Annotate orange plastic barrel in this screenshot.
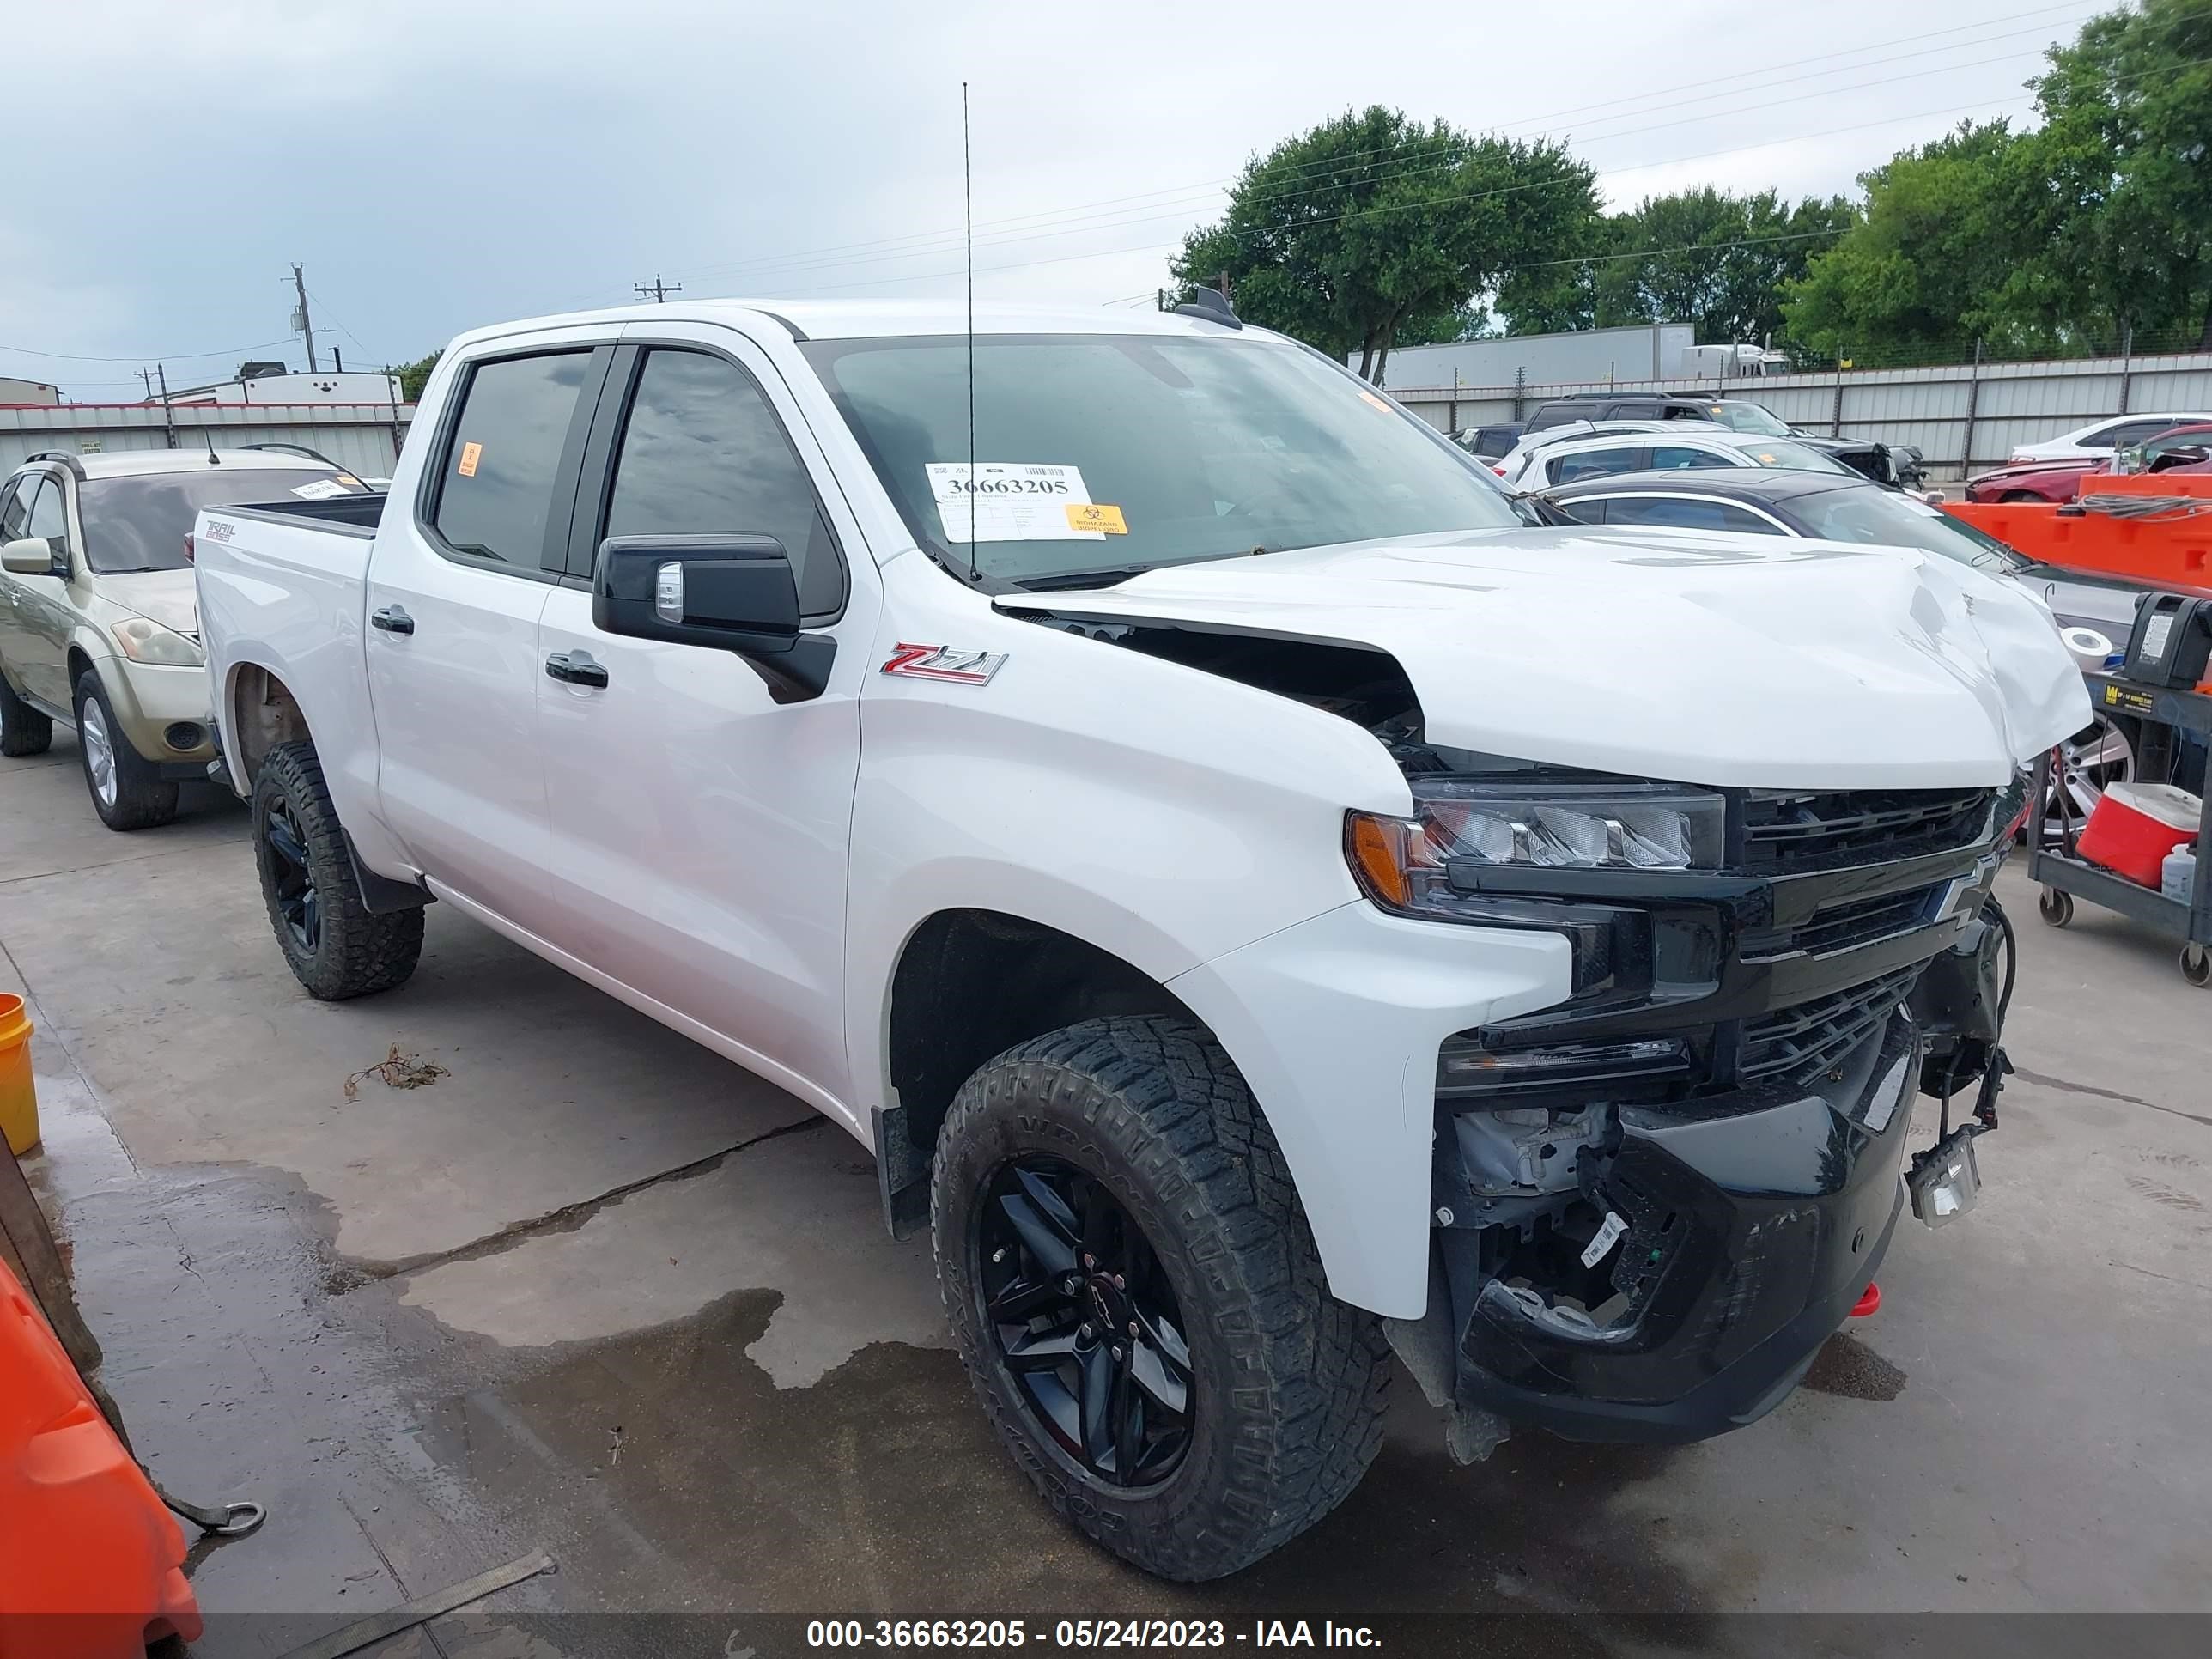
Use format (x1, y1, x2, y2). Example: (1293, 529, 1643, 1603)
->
(0, 1258, 200, 1658)
(0, 994, 38, 1156)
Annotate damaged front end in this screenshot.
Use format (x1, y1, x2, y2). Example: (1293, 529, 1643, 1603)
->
(1377, 765, 2024, 1458)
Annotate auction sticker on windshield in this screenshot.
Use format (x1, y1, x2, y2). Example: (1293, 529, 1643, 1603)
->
(927, 462, 1111, 541)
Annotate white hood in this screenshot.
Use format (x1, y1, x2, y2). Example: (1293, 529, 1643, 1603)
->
(1000, 527, 2089, 789)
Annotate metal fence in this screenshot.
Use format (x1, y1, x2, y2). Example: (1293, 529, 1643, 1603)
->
(0, 399, 414, 479)
(1389, 349, 2212, 480)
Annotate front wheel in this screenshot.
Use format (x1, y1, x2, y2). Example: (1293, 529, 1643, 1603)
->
(252, 741, 422, 1000)
(73, 671, 176, 830)
(932, 1016, 1390, 1581)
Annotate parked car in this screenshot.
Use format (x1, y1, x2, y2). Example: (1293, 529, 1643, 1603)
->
(2006, 412, 2212, 465)
(0, 447, 369, 828)
(1535, 465, 2160, 836)
(1527, 392, 1923, 489)
(1967, 421, 2212, 503)
(1451, 422, 1522, 461)
(1489, 417, 1728, 481)
(195, 297, 2081, 1581)
(1498, 425, 1855, 490)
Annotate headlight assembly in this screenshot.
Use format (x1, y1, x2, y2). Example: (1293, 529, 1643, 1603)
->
(1347, 776, 1724, 914)
(109, 616, 204, 667)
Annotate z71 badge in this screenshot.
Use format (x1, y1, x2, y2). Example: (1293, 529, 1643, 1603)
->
(880, 643, 1008, 685)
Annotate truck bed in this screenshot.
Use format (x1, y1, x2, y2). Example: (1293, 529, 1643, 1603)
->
(194, 495, 386, 802)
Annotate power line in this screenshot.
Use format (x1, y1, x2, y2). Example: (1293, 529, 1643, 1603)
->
(0, 335, 297, 365)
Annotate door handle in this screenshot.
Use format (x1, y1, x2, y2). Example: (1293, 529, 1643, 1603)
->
(544, 650, 609, 689)
(370, 605, 415, 635)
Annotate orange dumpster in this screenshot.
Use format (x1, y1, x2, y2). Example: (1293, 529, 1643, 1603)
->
(0, 1256, 200, 1659)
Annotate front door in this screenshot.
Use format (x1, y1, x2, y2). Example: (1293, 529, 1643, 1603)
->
(535, 329, 874, 1115)
(366, 343, 611, 933)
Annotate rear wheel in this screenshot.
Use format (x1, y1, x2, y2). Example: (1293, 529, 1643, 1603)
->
(932, 1016, 1390, 1581)
(252, 740, 422, 1000)
(1999, 490, 2043, 503)
(0, 672, 52, 757)
(73, 671, 177, 830)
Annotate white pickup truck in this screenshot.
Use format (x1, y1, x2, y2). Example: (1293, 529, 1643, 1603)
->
(196, 295, 2085, 1580)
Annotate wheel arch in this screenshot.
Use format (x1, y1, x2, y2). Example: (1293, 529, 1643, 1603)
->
(874, 907, 1205, 1232)
(222, 659, 313, 792)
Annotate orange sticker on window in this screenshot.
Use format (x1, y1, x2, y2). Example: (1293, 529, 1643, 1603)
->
(1065, 502, 1127, 534)
(457, 441, 482, 477)
(1358, 390, 1392, 412)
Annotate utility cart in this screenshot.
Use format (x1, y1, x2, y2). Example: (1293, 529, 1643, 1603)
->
(2033, 672, 2212, 986)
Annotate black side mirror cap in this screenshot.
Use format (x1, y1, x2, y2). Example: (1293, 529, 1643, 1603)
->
(592, 533, 834, 700)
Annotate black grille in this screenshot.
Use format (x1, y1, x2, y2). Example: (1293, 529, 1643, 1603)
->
(1741, 787, 1994, 872)
(1742, 882, 1945, 962)
(1739, 967, 1922, 1084)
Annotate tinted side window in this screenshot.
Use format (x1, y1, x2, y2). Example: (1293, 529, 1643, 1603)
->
(1604, 497, 1784, 533)
(1550, 447, 1643, 484)
(1650, 445, 1736, 471)
(601, 349, 843, 616)
(1525, 405, 1577, 432)
(0, 480, 23, 541)
(432, 352, 592, 570)
(24, 477, 68, 556)
(1552, 497, 1607, 525)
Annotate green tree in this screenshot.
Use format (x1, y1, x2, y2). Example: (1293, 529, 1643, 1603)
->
(396, 350, 441, 403)
(1593, 189, 1852, 345)
(1779, 120, 2059, 359)
(1174, 107, 1601, 380)
(2030, 0, 2212, 347)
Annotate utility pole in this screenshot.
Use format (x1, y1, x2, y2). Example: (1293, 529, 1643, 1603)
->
(135, 368, 156, 401)
(291, 264, 319, 372)
(154, 365, 177, 449)
(634, 273, 681, 304)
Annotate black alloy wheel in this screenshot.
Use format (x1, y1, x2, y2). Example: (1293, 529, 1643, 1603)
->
(978, 1157, 1193, 1487)
(264, 797, 320, 954)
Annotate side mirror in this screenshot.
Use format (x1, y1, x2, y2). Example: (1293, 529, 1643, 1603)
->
(592, 533, 834, 700)
(2, 538, 54, 574)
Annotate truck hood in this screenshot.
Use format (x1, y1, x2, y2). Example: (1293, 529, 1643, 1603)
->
(998, 527, 2089, 789)
(98, 568, 199, 639)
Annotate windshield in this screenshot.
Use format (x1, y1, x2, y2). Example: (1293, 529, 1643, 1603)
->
(799, 333, 1522, 585)
(1709, 402, 1792, 436)
(78, 467, 366, 574)
(1789, 484, 2024, 574)
(1729, 438, 1851, 474)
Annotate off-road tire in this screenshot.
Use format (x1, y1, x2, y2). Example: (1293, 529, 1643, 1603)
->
(0, 672, 51, 757)
(252, 740, 422, 1000)
(73, 670, 177, 830)
(933, 1015, 1391, 1581)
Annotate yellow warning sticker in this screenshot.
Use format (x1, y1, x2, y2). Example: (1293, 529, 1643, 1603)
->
(1065, 502, 1127, 534)
(457, 441, 482, 477)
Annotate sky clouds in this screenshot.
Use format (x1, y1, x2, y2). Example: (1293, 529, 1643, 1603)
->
(0, 0, 2100, 398)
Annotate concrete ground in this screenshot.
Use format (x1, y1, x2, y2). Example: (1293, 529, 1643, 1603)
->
(4, 730, 2209, 1656)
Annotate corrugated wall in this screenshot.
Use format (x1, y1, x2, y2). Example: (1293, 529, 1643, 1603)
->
(1388, 350, 2212, 479)
(0, 401, 414, 479)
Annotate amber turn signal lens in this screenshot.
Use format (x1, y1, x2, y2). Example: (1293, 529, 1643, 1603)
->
(1346, 812, 1413, 909)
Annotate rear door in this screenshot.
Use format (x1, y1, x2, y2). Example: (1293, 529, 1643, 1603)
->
(365, 337, 612, 931)
(533, 325, 876, 1110)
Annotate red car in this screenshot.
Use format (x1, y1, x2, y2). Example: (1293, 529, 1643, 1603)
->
(1966, 422, 2212, 502)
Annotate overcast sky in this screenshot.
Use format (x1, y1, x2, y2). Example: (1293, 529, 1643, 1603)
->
(1, 0, 2104, 400)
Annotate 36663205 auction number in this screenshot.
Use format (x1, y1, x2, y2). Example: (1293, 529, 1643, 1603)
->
(807, 1620, 1028, 1648)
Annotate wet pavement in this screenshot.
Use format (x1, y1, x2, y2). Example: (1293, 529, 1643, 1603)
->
(3, 731, 2209, 1656)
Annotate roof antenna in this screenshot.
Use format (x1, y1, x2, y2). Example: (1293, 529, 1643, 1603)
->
(963, 80, 978, 582)
(203, 420, 220, 465)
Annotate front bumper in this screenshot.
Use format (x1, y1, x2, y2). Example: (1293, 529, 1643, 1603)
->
(1453, 1008, 1916, 1443)
(88, 655, 215, 769)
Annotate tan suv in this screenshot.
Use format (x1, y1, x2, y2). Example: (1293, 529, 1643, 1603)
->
(0, 447, 368, 829)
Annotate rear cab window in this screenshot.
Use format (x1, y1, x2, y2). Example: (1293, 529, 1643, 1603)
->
(427, 350, 598, 574)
